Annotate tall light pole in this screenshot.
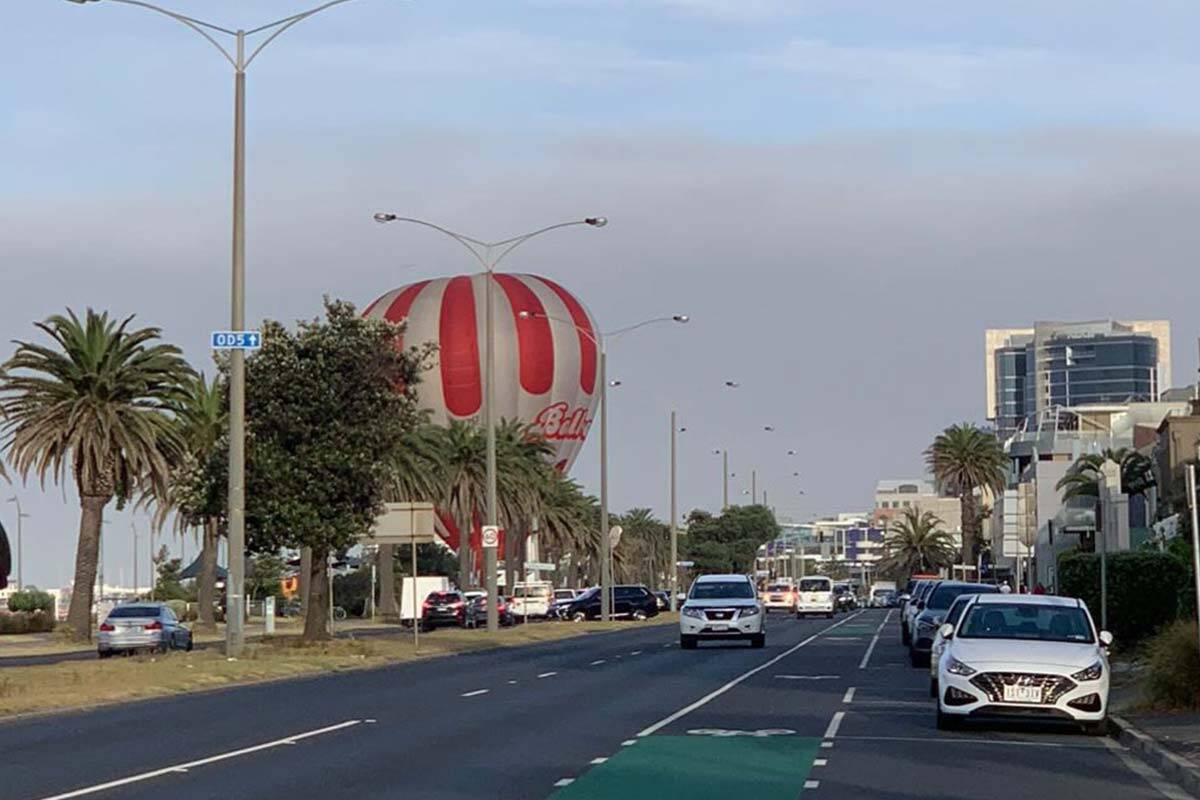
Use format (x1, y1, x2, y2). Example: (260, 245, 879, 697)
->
(5, 498, 28, 591)
(670, 411, 679, 612)
(522, 312, 688, 620)
(712, 450, 729, 510)
(68, 0, 371, 656)
(375, 215, 608, 631)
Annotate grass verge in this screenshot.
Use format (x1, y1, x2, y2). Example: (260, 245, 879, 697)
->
(0, 615, 677, 719)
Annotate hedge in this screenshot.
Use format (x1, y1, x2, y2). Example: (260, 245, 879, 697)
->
(7, 589, 54, 614)
(0, 610, 56, 634)
(1058, 550, 1186, 646)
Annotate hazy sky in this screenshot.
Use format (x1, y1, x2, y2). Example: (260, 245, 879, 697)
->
(3, 0, 1200, 589)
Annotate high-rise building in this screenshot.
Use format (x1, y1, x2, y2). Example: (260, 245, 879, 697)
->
(985, 320, 1171, 437)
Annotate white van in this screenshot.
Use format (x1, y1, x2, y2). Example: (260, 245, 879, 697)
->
(509, 581, 554, 618)
(400, 576, 451, 623)
(796, 575, 835, 618)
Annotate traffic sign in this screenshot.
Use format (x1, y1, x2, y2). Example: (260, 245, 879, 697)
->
(481, 525, 500, 549)
(211, 330, 262, 350)
(525, 561, 556, 571)
(675, 560, 695, 568)
(608, 525, 623, 548)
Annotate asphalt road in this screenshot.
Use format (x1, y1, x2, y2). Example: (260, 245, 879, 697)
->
(2, 609, 1189, 800)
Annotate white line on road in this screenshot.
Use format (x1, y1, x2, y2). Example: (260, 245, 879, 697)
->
(636, 611, 866, 738)
(622, 740, 638, 746)
(842, 687, 856, 704)
(1102, 738, 1194, 799)
(554, 778, 575, 787)
(631, 650, 642, 655)
(775, 675, 840, 681)
(663, 642, 673, 648)
(858, 609, 894, 670)
(35, 720, 363, 800)
(804, 780, 820, 789)
(538, 672, 558, 678)
(461, 689, 489, 698)
(823, 712, 845, 739)
(821, 741, 834, 749)
(590, 659, 606, 665)
(814, 758, 828, 767)
(833, 735, 1112, 749)
(590, 757, 608, 764)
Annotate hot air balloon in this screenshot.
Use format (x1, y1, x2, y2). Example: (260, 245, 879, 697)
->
(363, 273, 601, 556)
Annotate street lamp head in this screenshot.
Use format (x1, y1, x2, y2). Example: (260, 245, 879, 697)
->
(673, 315, 690, 323)
(764, 426, 775, 432)
(585, 217, 608, 228)
(712, 449, 721, 455)
(373, 212, 398, 223)
(724, 381, 740, 388)
(787, 449, 797, 455)
(678, 426, 687, 433)
(609, 379, 622, 387)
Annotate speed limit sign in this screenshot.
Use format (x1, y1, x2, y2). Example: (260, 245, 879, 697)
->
(481, 525, 500, 549)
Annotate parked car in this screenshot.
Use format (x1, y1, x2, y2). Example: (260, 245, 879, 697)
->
(421, 591, 467, 630)
(510, 581, 554, 618)
(680, 573, 765, 649)
(97, 602, 193, 658)
(563, 585, 659, 621)
(909, 581, 1000, 666)
(462, 593, 514, 628)
(833, 583, 858, 612)
(901, 580, 939, 646)
(935, 594, 1112, 735)
(795, 575, 835, 618)
(548, 588, 580, 619)
(760, 582, 798, 614)
(929, 593, 982, 697)
(653, 591, 671, 611)
(870, 588, 897, 608)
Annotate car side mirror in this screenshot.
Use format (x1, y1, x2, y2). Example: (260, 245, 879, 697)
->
(939, 623, 954, 640)
(1099, 631, 1114, 648)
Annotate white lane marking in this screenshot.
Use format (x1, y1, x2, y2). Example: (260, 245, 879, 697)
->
(631, 650, 642, 655)
(590, 757, 608, 764)
(1103, 738, 1194, 799)
(804, 780, 821, 789)
(364, 719, 377, 724)
(823, 712, 845, 739)
(823, 636, 863, 641)
(859, 609, 894, 670)
(637, 611, 866, 738)
(833, 735, 1112, 749)
(821, 741, 834, 749)
(554, 778, 575, 787)
(461, 689, 489, 698)
(842, 687, 856, 704)
(622, 740, 638, 746)
(775, 675, 840, 681)
(35, 720, 362, 800)
(663, 642, 673, 648)
(814, 758, 828, 766)
(507, 680, 518, 684)
(538, 671, 558, 678)
(590, 659, 606, 665)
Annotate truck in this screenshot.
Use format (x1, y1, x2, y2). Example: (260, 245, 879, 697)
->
(869, 580, 898, 607)
(400, 576, 451, 624)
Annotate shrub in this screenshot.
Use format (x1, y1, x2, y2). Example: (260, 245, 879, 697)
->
(166, 600, 188, 620)
(7, 589, 54, 614)
(1144, 619, 1200, 710)
(1058, 550, 1186, 646)
(0, 610, 55, 634)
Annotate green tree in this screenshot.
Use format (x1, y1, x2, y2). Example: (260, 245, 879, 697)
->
(246, 552, 286, 602)
(153, 555, 190, 601)
(683, 505, 778, 574)
(880, 507, 957, 578)
(0, 309, 192, 639)
(613, 508, 670, 588)
(925, 423, 1007, 567)
(243, 299, 422, 641)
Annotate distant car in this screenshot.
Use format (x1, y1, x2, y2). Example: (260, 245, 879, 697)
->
(795, 576, 835, 618)
(422, 591, 467, 630)
(833, 583, 858, 612)
(760, 582, 798, 614)
(548, 588, 580, 619)
(909, 581, 1000, 666)
(563, 585, 659, 621)
(462, 593, 514, 628)
(870, 588, 897, 608)
(680, 574, 765, 649)
(935, 594, 1112, 735)
(510, 581, 555, 618)
(653, 591, 671, 611)
(902, 580, 940, 646)
(97, 602, 193, 658)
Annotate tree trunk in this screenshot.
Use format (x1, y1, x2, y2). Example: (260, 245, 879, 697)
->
(195, 518, 219, 631)
(299, 547, 312, 619)
(458, 512, 471, 591)
(960, 492, 978, 569)
(66, 494, 109, 640)
(377, 544, 399, 619)
(303, 549, 331, 641)
(504, 527, 517, 596)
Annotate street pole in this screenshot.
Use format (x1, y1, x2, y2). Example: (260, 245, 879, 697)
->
(670, 410, 678, 613)
(7, 498, 24, 591)
(131, 522, 138, 597)
(723, 450, 729, 510)
(484, 262, 499, 632)
(1187, 465, 1200, 656)
(752, 470, 757, 505)
(599, 349, 611, 621)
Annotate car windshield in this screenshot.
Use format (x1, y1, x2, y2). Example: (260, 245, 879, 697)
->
(959, 603, 1095, 643)
(107, 606, 160, 619)
(766, 584, 791, 592)
(513, 586, 549, 598)
(927, 584, 997, 611)
(575, 588, 599, 601)
(872, 589, 890, 597)
(799, 579, 831, 592)
(428, 593, 460, 604)
(945, 596, 975, 625)
(554, 591, 575, 600)
(690, 581, 755, 600)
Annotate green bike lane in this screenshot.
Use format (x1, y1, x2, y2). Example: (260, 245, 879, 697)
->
(549, 609, 880, 799)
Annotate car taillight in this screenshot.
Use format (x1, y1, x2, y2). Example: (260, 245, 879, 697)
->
(99, 623, 115, 632)
(144, 621, 163, 630)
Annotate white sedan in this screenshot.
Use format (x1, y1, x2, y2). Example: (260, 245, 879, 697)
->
(935, 594, 1111, 735)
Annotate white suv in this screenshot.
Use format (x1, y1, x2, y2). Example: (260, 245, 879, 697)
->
(795, 576, 835, 618)
(680, 574, 765, 649)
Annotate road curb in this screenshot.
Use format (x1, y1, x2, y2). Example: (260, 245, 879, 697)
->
(1111, 714, 1200, 798)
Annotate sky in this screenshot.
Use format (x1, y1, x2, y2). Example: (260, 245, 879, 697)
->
(3, 0, 1200, 589)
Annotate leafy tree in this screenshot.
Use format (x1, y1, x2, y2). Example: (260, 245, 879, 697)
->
(0, 309, 192, 639)
(880, 507, 957, 578)
(925, 423, 1007, 567)
(682, 505, 778, 574)
(154, 556, 190, 601)
(246, 552, 286, 602)
(242, 299, 422, 641)
(613, 508, 670, 588)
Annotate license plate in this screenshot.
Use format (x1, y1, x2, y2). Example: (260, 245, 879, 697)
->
(711, 624, 729, 631)
(1003, 685, 1043, 704)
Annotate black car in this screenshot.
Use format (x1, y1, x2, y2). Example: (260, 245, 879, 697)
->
(462, 593, 514, 628)
(421, 591, 466, 630)
(563, 585, 659, 621)
(653, 591, 670, 611)
(908, 581, 1000, 666)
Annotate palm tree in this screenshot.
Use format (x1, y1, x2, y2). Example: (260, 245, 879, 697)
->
(614, 508, 669, 587)
(537, 474, 598, 587)
(0, 309, 192, 639)
(925, 423, 1008, 568)
(881, 507, 957, 577)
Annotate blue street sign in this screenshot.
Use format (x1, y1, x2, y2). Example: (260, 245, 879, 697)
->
(211, 330, 262, 350)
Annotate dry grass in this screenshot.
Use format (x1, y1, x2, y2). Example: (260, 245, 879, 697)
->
(0, 615, 677, 718)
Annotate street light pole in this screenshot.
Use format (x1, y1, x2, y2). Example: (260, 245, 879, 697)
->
(6, 498, 27, 591)
(670, 410, 678, 612)
(68, 0, 370, 657)
(374, 215, 608, 630)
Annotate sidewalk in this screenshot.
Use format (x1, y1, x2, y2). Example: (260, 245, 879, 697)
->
(1110, 661, 1200, 797)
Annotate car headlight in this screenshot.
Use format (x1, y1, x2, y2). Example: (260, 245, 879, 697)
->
(739, 606, 760, 617)
(946, 657, 977, 676)
(1071, 661, 1104, 682)
(682, 607, 705, 619)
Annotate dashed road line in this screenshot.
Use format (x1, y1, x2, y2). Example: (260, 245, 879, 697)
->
(842, 687, 856, 704)
(776, 674, 840, 681)
(461, 689, 489, 698)
(553, 778, 575, 788)
(590, 757, 608, 765)
(621, 740, 637, 746)
(590, 659, 606, 665)
(821, 741, 834, 749)
(823, 712, 845, 739)
(538, 671, 558, 678)
(631, 650, 642, 655)
(804, 779, 820, 789)
(1102, 738, 1193, 800)
(858, 608, 894, 670)
(814, 758, 828, 767)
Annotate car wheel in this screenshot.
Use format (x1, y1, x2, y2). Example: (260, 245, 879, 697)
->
(680, 635, 698, 650)
(826, 612, 834, 619)
(929, 678, 938, 698)
(185, 635, 194, 652)
(750, 633, 766, 648)
(572, 611, 587, 623)
(632, 610, 648, 621)
(97, 650, 110, 660)
(1081, 720, 1108, 736)
(936, 708, 960, 731)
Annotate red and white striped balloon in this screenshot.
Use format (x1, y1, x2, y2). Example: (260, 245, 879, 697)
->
(363, 273, 601, 473)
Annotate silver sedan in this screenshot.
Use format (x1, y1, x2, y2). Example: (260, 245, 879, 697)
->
(97, 602, 194, 658)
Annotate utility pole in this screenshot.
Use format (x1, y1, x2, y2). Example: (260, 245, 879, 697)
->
(670, 411, 678, 612)
(131, 522, 138, 597)
(752, 470, 757, 505)
(723, 451, 729, 510)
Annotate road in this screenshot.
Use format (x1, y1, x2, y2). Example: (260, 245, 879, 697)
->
(2, 609, 1188, 799)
